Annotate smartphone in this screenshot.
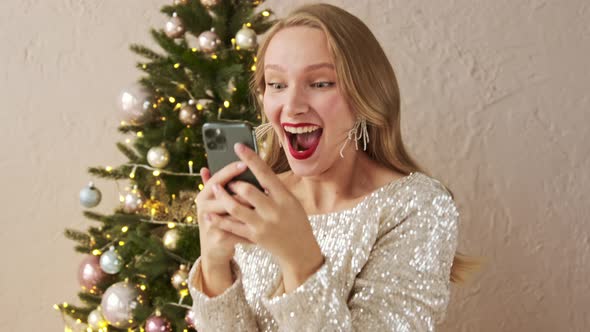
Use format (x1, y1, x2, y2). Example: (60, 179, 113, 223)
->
(202, 121, 263, 192)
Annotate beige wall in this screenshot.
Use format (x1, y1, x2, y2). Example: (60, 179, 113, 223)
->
(1, 0, 588, 331)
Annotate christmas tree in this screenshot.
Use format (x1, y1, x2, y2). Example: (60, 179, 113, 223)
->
(54, 0, 275, 331)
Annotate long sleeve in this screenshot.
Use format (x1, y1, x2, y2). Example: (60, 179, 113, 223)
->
(187, 256, 259, 332)
(260, 189, 459, 331)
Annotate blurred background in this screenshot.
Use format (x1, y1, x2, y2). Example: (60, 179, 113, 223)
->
(1, 0, 588, 331)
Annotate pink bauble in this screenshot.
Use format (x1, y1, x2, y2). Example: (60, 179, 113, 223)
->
(77, 255, 107, 293)
(145, 315, 172, 332)
(185, 309, 196, 329)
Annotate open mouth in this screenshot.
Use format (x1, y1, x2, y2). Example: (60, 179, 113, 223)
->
(283, 124, 323, 160)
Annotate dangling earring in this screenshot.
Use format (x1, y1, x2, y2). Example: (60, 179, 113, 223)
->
(339, 117, 369, 158)
(255, 122, 281, 147)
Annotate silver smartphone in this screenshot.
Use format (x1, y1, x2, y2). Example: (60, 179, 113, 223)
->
(202, 121, 263, 192)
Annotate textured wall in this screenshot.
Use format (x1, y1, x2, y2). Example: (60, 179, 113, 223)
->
(1, 0, 588, 331)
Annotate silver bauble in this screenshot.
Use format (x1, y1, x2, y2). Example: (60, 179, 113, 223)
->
(235, 26, 257, 50)
(100, 282, 146, 329)
(100, 246, 123, 274)
(87, 308, 107, 329)
(179, 103, 199, 125)
(123, 189, 145, 214)
(200, 0, 221, 8)
(79, 182, 102, 208)
(163, 228, 180, 251)
(118, 84, 153, 125)
(147, 146, 170, 169)
(171, 265, 189, 290)
(198, 30, 221, 53)
(164, 13, 185, 39)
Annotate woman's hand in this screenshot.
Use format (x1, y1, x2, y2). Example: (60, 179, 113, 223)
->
(194, 162, 255, 267)
(208, 143, 324, 286)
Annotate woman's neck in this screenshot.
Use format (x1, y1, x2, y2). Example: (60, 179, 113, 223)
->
(287, 152, 382, 215)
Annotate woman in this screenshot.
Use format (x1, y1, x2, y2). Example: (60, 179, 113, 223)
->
(189, 3, 478, 331)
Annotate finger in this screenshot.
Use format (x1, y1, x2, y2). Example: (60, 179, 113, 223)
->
(196, 199, 238, 219)
(233, 143, 285, 195)
(228, 181, 269, 212)
(200, 167, 211, 184)
(206, 161, 248, 188)
(209, 213, 254, 244)
(212, 183, 258, 224)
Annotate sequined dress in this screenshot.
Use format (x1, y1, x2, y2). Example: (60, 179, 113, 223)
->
(187, 171, 459, 331)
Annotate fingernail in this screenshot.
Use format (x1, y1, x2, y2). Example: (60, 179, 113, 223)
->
(234, 143, 245, 153)
(236, 162, 246, 170)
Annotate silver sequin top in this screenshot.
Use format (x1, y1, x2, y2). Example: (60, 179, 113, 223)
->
(188, 171, 459, 331)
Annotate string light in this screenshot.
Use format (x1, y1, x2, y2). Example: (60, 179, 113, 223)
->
(105, 166, 113, 172)
(211, 54, 218, 60)
(121, 226, 129, 233)
(188, 161, 194, 174)
(168, 97, 176, 103)
(224, 101, 230, 108)
(262, 10, 270, 16)
(246, 22, 252, 27)
(251, 64, 256, 71)
(137, 131, 144, 138)
(173, 63, 180, 69)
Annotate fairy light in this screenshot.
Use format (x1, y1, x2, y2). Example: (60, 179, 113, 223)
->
(251, 64, 256, 71)
(224, 100, 230, 108)
(118, 241, 125, 246)
(167, 222, 176, 229)
(211, 54, 218, 60)
(184, 136, 189, 142)
(196, 103, 203, 111)
(92, 249, 102, 256)
(142, 64, 147, 69)
(246, 22, 252, 27)
(168, 97, 176, 103)
(137, 131, 144, 138)
(140, 284, 147, 291)
(198, 183, 204, 190)
(174, 103, 182, 110)
(262, 10, 270, 16)
(105, 166, 113, 172)
(188, 160, 194, 174)
(173, 63, 180, 69)
(121, 226, 129, 233)
(186, 216, 194, 223)
(253, 56, 257, 62)
(153, 170, 161, 176)
(120, 120, 127, 126)
(125, 138, 131, 144)
(156, 180, 161, 185)
(152, 103, 158, 108)
(191, 47, 197, 52)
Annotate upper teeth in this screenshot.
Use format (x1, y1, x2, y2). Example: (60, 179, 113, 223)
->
(284, 125, 320, 134)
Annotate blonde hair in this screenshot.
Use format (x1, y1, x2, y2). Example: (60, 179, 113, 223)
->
(249, 3, 481, 284)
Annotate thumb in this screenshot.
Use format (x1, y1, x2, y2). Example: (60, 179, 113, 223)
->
(200, 167, 211, 184)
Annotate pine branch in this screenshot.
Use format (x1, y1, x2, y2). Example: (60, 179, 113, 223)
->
(116, 142, 142, 163)
(129, 44, 166, 61)
(150, 28, 187, 56)
(87, 166, 128, 180)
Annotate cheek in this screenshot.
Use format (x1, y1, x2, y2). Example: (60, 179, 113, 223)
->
(316, 94, 354, 122)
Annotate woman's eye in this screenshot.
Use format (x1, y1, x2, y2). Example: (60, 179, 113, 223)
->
(311, 82, 335, 88)
(267, 82, 285, 89)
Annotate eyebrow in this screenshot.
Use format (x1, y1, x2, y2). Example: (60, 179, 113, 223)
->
(264, 63, 335, 72)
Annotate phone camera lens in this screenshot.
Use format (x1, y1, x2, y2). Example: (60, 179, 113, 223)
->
(204, 128, 220, 138)
(215, 135, 226, 144)
(207, 142, 217, 150)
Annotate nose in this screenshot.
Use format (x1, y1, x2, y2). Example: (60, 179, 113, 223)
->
(283, 84, 309, 116)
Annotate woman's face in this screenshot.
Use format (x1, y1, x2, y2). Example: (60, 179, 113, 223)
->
(263, 26, 356, 177)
